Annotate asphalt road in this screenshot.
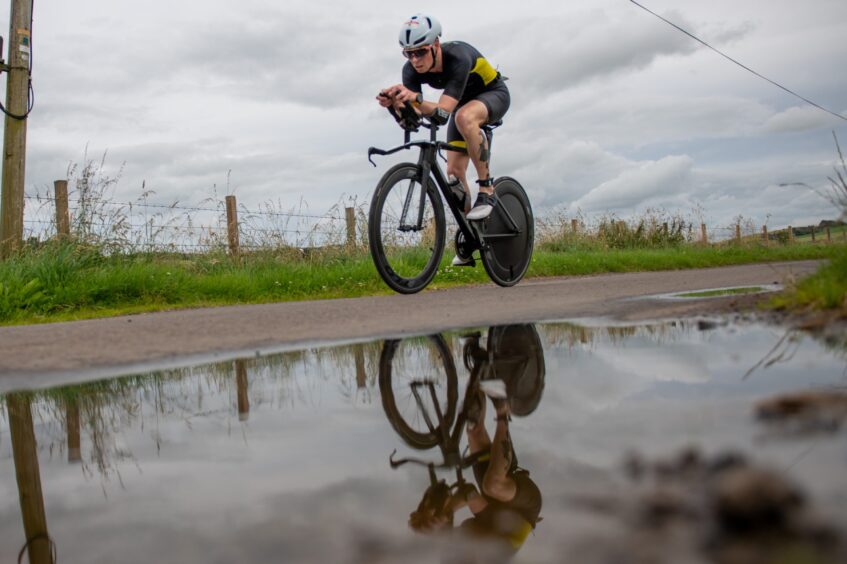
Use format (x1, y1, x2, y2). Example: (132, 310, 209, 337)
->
(0, 260, 821, 392)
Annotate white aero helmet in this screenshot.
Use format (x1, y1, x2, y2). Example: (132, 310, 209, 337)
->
(398, 14, 442, 49)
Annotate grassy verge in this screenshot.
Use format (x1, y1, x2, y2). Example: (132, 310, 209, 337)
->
(767, 250, 847, 312)
(0, 241, 842, 325)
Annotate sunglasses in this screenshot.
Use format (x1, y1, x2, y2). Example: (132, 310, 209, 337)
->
(403, 47, 430, 60)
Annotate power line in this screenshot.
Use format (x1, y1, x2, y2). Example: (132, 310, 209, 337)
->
(629, 0, 847, 123)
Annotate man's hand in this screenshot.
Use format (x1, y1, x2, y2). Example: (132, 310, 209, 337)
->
(379, 84, 419, 105)
(376, 89, 394, 108)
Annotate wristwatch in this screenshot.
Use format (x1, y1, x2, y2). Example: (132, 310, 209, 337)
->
(413, 92, 424, 107)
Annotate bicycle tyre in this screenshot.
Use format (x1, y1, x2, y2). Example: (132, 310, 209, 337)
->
(487, 324, 545, 416)
(368, 163, 446, 294)
(480, 177, 534, 286)
(379, 336, 459, 449)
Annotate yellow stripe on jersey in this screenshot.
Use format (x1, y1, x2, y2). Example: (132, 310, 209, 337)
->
(471, 57, 499, 86)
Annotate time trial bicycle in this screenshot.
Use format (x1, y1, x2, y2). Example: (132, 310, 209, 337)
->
(367, 103, 534, 294)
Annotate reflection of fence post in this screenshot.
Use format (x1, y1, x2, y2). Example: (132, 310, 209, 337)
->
(355, 347, 366, 389)
(345, 207, 356, 248)
(735, 224, 741, 244)
(54, 180, 70, 239)
(8, 394, 54, 564)
(762, 226, 769, 246)
(66, 400, 81, 463)
(700, 223, 708, 244)
(788, 226, 794, 244)
(235, 359, 249, 422)
(225, 195, 240, 259)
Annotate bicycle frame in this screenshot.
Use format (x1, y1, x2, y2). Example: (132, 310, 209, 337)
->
(368, 115, 524, 254)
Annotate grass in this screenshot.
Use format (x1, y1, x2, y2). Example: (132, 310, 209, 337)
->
(0, 239, 843, 325)
(768, 250, 847, 312)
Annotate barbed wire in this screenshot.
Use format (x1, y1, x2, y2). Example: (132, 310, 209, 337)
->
(23, 194, 345, 221)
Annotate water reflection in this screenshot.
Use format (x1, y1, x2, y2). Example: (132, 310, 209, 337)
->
(382, 325, 545, 561)
(0, 319, 844, 563)
(7, 393, 55, 563)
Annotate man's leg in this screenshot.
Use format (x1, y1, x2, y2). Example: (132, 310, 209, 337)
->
(445, 150, 471, 214)
(455, 101, 496, 220)
(454, 100, 491, 187)
(466, 387, 491, 455)
(482, 401, 517, 502)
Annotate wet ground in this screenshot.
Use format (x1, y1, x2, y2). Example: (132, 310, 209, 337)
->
(1, 317, 845, 563)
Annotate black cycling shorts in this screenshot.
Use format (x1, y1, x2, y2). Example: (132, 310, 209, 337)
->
(446, 84, 510, 148)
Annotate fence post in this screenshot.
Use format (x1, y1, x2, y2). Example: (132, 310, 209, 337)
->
(235, 359, 249, 422)
(787, 226, 794, 244)
(355, 347, 366, 389)
(345, 207, 356, 248)
(662, 222, 668, 238)
(571, 218, 579, 233)
(225, 195, 240, 258)
(810, 226, 816, 243)
(826, 227, 831, 243)
(53, 180, 70, 239)
(65, 400, 81, 462)
(735, 224, 741, 244)
(700, 223, 708, 244)
(762, 225, 769, 246)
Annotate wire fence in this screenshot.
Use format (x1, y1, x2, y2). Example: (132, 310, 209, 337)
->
(18, 182, 845, 256)
(22, 190, 354, 254)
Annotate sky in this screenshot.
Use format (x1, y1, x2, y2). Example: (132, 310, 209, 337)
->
(6, 0, 847, 232)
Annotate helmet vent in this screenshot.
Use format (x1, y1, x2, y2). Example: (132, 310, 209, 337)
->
(405, 30, 411, 44)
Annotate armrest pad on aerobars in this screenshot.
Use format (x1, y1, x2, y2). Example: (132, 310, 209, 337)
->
(430, 107, 450, 126)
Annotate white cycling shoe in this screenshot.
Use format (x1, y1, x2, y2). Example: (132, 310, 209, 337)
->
(466, 192, 496, 221)
(451, 253, 474, 267)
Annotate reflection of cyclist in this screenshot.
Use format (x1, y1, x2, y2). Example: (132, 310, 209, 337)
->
(407, 328, 543, 558)
(376, 14, 511, 235)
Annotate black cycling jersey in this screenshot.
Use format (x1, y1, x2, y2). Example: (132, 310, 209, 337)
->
(402, 41, 505, 106)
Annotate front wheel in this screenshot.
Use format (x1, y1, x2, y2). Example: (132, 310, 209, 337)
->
(368, 163, 446, 294)
(479, 177, 534, 286)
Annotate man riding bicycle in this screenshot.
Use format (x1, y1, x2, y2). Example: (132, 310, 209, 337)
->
(376, 13, 511, 266)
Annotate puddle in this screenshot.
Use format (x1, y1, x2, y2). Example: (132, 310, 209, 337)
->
(652, 284, 783, 301)
(1, 320, 845, 563)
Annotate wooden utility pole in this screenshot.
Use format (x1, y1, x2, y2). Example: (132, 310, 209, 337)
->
(0, 0, 33, 258)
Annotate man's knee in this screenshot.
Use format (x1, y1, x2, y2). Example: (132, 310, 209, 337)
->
(482, 474, 517, 502)
(446, 164, 465, 179)
(455, 107, 485, 135)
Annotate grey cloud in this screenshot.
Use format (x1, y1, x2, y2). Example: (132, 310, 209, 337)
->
(760, 105, 843, 134)
(571, 154, 694, 212)
(490, 9, 708, 96)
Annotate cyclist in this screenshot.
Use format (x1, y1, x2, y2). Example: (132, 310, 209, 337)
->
(407, 329, 543, 557)
(376, 14, 511, 265)
(407, 396, 542, 558)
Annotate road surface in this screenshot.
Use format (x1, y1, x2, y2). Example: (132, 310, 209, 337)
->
(0, 261, 821, 391)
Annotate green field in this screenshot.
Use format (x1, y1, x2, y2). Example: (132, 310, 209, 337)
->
(1, 240, 843, 325)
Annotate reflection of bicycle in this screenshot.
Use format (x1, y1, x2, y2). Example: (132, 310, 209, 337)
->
(367, 103, 534, 294)
(379, 325, 545, 461)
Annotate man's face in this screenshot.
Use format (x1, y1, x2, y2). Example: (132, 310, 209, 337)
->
(404, 45, 433, 73)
